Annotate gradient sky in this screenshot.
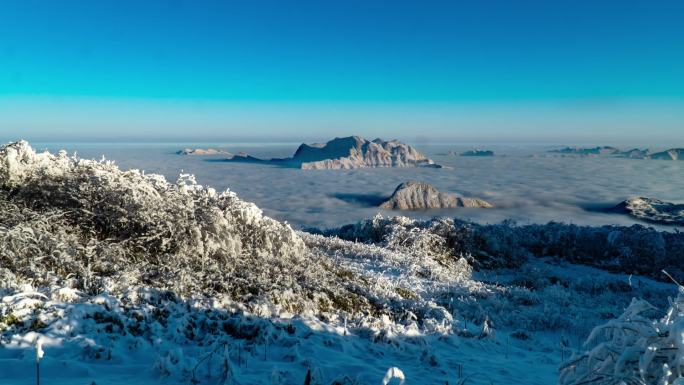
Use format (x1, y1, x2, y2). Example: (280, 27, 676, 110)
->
(1, 0, 683, 143)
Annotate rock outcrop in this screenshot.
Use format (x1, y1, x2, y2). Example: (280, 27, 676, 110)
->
(379, 181, 493, 210)
(611, 197, 684, 225)
(222, 136, 442, 169)
(177, 148, 232, 156)
(460, 150, 494, 157)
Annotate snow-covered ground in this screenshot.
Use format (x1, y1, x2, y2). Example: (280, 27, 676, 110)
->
(1, 257, 679, 385)
(0, 141, 682, 385)
(0, 285, 556, 385)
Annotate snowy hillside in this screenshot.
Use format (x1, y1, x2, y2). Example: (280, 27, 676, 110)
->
(0, 141, 682, 385)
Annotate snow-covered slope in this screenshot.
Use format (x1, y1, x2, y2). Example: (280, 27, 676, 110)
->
(0, 141, 682, 385)
(0, 141, 468, 334)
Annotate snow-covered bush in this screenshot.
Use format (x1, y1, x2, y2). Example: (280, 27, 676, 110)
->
(315, 216, 684, 282)
(313, 216, 535, 269)
(518, 222, 680, 280)
(0, 141, 373, 317)
(0, 140, 302, 262)
(560, 287, 684, 385)
(0, 141, 470, 327)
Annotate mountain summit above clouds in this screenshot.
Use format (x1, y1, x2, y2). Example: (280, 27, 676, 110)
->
(220, 136, 442, 169)
(379, 181, 493, 210)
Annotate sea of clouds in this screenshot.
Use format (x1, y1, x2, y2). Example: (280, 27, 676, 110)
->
(30, 142, 684, 230)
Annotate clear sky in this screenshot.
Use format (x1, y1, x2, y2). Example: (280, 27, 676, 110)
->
(1, 0, 683, 143)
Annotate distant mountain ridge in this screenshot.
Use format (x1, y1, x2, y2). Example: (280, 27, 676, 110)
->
(220, 136, 442, 169)
(548, 146, 621, 155)
(649, 148, 683, 160)
(548, 146, 683, 160)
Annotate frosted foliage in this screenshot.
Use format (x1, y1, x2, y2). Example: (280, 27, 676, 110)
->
(325, 215, 465, 261)
(0, 141, 302, 259)
(0, 141, 473, 326)
(317, 215, 684, 282)
(560, 287, 684, 385)
(0, 141, 340, 314)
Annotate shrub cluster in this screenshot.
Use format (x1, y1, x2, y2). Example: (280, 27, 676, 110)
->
(315, 215, 684, 282)
(0, 142, 359, 317)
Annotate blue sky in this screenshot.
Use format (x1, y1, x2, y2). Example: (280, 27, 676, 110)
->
(1, 0, 683, 143)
